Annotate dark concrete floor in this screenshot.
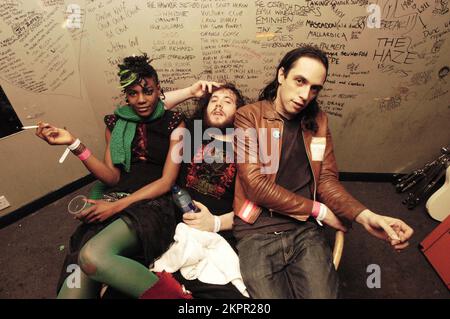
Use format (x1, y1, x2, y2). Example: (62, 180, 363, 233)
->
(0, 181, 448, 299)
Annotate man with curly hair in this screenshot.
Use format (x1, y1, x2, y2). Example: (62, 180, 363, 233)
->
(163, 82, 249, 298)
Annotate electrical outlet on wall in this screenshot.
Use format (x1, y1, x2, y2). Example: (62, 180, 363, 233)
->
(0, 196, 11, 210)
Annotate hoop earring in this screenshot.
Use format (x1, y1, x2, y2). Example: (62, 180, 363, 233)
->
(160, 89, 166, 100)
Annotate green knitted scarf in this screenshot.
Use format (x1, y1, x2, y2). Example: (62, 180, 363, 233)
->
(88, 101, 164, 200)
(110, 100, 165, 172)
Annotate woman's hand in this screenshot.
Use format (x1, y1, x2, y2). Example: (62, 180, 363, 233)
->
(35, 122, 75, 145)
(189, 80, 223, 98)
(182, 200, 215, 232)
(75, 199, 123, 223)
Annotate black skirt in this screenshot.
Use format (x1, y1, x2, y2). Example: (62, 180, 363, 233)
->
(56, 193, 181, 294)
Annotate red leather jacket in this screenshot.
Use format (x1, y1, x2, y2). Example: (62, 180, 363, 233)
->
(233, 100, 366, 223)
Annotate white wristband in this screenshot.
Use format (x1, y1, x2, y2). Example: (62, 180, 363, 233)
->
(213, 215, 221, 233)
(314, 203, 328, 226)
(68, 138, 81, 150)
(317, 204, 328, 221)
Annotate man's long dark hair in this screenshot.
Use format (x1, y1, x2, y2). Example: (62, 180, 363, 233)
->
(259, 46, 329, 132)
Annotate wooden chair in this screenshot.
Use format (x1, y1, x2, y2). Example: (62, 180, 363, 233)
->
(332, 230, 345, 269)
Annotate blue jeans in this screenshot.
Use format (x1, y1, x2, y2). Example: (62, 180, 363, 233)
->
(236, 221, 339, 299)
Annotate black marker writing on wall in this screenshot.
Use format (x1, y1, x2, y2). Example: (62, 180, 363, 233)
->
(373, 37, 416, 64)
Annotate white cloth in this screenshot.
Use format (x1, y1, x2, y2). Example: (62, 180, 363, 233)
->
(150, 222, 249, 297)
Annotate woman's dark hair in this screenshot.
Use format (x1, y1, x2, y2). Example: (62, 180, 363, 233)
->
(118, 53, 160, 93)
(191, 83, 247, 120)
(258, 46, 329, 132)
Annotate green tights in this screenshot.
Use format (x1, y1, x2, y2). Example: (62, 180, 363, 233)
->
(57, 218, 158, 299)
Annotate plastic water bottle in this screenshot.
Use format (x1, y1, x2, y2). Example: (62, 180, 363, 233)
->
(171, 185, 199, 213)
